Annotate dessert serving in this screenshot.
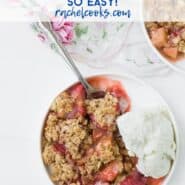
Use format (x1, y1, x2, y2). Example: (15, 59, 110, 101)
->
(41, 76, 177, 185)
(145, 22, 185, 61)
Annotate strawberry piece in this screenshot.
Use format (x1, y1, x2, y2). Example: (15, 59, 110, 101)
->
(146, 177, 164, 185)
(72, 177, 83, 185)
(109, 85, 125, 98)
(88, 77, 113, 91)
(96, 160, 123, 182)
(67, 102, 86, 119)
(108, 84, 131, 112)
(163, 47, 178, 59)
(77, 104, 86, 116)
(151, 28, 167, 48)
(94, 181, 110, 185)
(68, 84, 86, 99)
(95, 135, 113, 155)
(120, 171, 147, 185)
(171, 27, 181, 37)
(89, 114, 104, 130)
(115, 102, 121, 113)
(92, 128, 106, 141)
(53, 142, 66, 155)
(89, 114, 96, 122)
(108, 84, 129, 99)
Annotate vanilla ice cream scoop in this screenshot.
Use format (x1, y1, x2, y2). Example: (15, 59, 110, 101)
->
(117, 106, 176, 178)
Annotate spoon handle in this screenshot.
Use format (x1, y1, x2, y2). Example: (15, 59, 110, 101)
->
(40, 21, 93, 92)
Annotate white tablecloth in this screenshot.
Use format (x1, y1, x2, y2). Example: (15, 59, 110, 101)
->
(0, 23, 185, 185)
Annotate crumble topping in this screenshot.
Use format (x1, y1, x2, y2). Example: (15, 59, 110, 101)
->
(85, 93, 119, 128)
(58, 117, 88, 160)
(42, 84, 135, 185)
(51, 92, 74, 119)
(44, 113, 59, 142)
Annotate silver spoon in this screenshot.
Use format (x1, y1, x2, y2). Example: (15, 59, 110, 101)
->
(40, 21, 105, 99)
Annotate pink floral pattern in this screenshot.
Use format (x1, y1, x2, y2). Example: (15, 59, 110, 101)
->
(51, 18, 74, 44)
(37, 33, 47, 42)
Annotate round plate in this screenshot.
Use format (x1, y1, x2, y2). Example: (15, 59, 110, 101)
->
(40, 73, 179, 185)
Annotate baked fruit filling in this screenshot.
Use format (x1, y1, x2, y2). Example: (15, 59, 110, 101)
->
(146, 22, 185, 61)
(41, 77, 164, 185)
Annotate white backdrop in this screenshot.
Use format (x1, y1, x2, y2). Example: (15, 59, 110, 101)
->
(0, 23, 185, 185)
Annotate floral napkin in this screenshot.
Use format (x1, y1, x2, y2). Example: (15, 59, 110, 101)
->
(32, 21, 171, 77)
(10, 0, 172, 77)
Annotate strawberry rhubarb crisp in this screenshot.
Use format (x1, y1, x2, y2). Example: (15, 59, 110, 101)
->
(41, 77, 164, 185)
(146, 22, 185, 60)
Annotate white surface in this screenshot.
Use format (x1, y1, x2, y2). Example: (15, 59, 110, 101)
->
(0, 23, 185, 185)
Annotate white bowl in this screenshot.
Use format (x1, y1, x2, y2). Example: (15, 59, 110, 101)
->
(141, 22, 185, 75)
(40, 74, 179, 185)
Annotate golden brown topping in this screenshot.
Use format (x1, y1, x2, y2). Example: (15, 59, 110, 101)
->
(42, 144, 78, 184)
(51, 92, 74, 119)
(178, 40, 185, 53)
(58, 118, 88, 159)
(81, 135, 121, 176)
(86, 93, 119, 128)
(42, 144, 56, 165)
(44, 113, 59, 142)
(50, 155, 78, 183)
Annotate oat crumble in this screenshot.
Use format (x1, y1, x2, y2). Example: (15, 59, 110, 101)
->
(51, 92, 74, 119)
(58, 117, 88, 159)
(42, 83, 135, 185)
(85, 93, 119, 128)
